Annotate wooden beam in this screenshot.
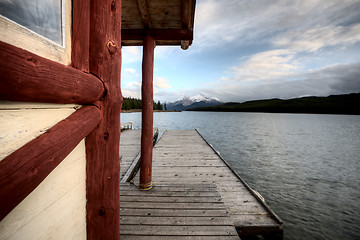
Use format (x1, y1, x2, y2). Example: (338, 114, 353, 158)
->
(0, 41, 104, 104)
(71, 0, 90, 71)
(140, 35, 155, 190)
(180, 0, 195, 50)
(86, 0, 122, 239)
(136, 0, 152, 28)
(0, 106, 101, 221)
(181, 40, 190, 50)
(181, 0, 192, 29)
(121, 28, 193, 41)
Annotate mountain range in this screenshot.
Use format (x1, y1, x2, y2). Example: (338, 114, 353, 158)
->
(187, 93, 360, 115)
(166, 95, 222, 111)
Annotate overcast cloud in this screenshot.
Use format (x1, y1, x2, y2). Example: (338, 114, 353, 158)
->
(121, 0, 360, 103)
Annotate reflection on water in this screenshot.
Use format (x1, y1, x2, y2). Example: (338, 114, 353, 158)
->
(122, 111, 360, 240)
(0, 0, 62, 45)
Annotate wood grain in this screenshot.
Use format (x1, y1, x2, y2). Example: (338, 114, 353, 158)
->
(140, 35, 155, 189)
(119, 183, 239, 239)
(121, 28, 193, 41)
(85, 0, 122, 239)
(0, 141, 86, 239)
(0, 41, 104, 104)
(127, 130, 283, 238)
(71, 0, 90, 71)
(0, 106, 76, 160)
(0, 106, 101, 221)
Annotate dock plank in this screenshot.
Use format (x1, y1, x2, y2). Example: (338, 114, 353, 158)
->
(120, 225, 238, 236)
(119, 130, 141, 180)
(120, 183, 239, 239)
(120, 236, 240, 240)
(119, 130, 283, 239)
(127, 130, 282, 238)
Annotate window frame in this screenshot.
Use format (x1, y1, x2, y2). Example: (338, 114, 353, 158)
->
(0, 0, 71, 65)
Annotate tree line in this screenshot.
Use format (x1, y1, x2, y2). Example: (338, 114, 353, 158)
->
(122, 97, 167, 111)
(188, 93, 360, 115)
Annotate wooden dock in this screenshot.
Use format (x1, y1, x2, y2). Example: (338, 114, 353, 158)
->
(120, 129, 141, 180)
(119, 130, 283, 239)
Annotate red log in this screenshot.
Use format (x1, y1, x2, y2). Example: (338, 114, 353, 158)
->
(0, 106, 101, 221)
(71, 0, 90, 71)
(140, 35, 155, 190)
(0, 41, 104, 104)
(86, 0, 122, 239)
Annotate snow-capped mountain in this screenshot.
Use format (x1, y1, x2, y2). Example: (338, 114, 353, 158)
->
(166, 95, 222, 111)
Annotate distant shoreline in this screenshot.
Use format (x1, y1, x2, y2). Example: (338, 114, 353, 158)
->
(187, 92, 360, 115)
(121, 109, 180, 113)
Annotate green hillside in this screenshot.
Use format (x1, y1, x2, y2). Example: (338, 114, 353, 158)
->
(188, 93, 360, 115)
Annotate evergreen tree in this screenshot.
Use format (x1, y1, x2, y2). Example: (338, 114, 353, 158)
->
(157, 101, 162, 110)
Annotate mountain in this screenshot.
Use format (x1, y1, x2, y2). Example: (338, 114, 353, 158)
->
(187, 93, 360, 115)
(166, 95, 223, 111)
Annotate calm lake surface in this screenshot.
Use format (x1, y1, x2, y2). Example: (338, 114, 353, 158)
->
(121, 111, 360, 240)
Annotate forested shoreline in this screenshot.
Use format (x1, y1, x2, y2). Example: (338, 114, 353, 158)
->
(188, 93, 360, 115)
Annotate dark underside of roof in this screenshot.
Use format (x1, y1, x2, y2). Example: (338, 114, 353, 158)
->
(121, 0, 196, 50)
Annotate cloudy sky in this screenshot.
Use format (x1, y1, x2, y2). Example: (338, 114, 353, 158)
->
(121, 0, 360, 103)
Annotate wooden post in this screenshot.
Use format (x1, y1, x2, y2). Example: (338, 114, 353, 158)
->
(85, 0, 122, 239)
(140, 35, 155, 190)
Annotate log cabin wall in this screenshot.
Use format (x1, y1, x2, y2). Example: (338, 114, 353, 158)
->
(0, 0, 92, 239)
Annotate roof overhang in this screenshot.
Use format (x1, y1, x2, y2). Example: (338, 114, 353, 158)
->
(121, 0, 196, 50)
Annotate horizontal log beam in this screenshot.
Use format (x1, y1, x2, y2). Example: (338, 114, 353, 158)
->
(0, 105, 101, 221)
(0, 41, 104, 104)
(121, 28, 193, 41)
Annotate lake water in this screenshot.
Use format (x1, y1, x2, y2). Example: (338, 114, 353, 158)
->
(121, 111, 360, 240)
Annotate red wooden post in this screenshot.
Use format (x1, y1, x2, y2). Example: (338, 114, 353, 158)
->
(140, 35, 155, 190)
(85, 0, 122, 239)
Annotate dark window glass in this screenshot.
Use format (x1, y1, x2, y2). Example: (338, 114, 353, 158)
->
(0, 0, 62, 45)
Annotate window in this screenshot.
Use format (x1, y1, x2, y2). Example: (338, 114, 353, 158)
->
(0, 0, 71, 64)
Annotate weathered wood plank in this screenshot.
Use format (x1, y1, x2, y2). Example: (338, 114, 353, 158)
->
(0, 41, 104, 104)
(120, 190, 220, 197)
(120, 208, 230, 217)
(136, 130, 282, 238)
(121, 202, 226, 210)
(119, 130, 282, 239)
(120, 225, 238, 236)
(120, 236, 240, 240)
(0, 106, 100, 220)
(120, 216, 233, 226)
(120, 195, 222, 203)
(120, 183, 218, 192)
(136, 0, 152, 28)
(86, 0, 122, 239)
(119, 130, 141, 180)
(122, 29, 193, 41)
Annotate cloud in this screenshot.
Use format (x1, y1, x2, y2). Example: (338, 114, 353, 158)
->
(194, 0, 360, 51)
(274, 24, 360, 52)
(121, 76, 173, 102)
(122, 46, 142, 64)
(154, 77, 172, 89)
(227, 49, 299, 84)
(123, 68, 136, 74)
(200, 62, 360, 102)
(122, 81, 141, 99)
